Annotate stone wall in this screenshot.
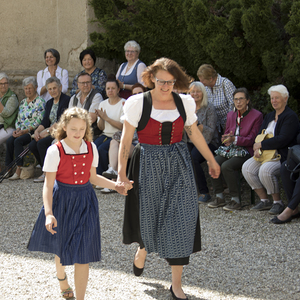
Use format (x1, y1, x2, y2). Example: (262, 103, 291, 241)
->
(0, 0, 116, 100)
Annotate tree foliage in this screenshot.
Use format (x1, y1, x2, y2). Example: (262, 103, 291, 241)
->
(89, 0, 300, 114)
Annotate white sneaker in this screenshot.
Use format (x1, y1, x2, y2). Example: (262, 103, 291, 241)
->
(33, 173, 45, 183)
(100, 188, 116, 194)
(102, 166, 118, 179)
(9, 173, 20, 180)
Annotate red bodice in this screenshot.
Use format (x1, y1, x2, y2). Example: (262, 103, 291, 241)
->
(138, 117, 184, 145)
(56, 141, 93, 185)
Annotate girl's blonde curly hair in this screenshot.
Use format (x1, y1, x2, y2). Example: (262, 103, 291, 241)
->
(52, 107, 93, 142)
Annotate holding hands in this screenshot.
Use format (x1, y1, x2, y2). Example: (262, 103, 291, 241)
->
(114, 180, 134, 196)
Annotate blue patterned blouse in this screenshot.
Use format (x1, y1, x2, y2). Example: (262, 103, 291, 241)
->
(70, 67, 107, 97)
(15, 96, 46, 130)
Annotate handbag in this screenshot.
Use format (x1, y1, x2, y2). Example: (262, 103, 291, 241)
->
(215, 143, 249, 158)
(286, 145, 300, 181)
(253, 129, 281, 164)
(20, 157, 36, 180)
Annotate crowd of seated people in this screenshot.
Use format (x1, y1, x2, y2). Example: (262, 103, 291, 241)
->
(1, 42, 300, 224)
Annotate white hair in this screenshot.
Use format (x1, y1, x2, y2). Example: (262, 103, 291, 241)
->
(22, 76, 37, 88)
(268, 84, 289, 99)
(124, 40, 141, 53)
(0, 72, 8, 82)
(188, 81, 208, 107)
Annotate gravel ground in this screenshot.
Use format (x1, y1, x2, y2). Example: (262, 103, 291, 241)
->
(1, 171, 300, 300)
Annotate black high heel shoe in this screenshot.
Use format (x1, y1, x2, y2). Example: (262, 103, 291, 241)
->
(133, 249, 145, 276)
(170, 286, 188, 300)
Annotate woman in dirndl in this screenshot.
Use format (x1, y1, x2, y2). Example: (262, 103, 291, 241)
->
(118, 57, 220, 300)
(27, 107, 129, 300)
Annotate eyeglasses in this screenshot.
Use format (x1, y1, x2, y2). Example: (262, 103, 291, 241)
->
(125, 50, 137, 54)
(78, 81, 92, 86)
(233, 97, 246, 102)
(0, 82, 8, 86)
(155, 77, 176, 86)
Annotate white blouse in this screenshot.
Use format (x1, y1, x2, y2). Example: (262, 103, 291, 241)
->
(43, 140, 98, 172)
(121, 93, 197, 128)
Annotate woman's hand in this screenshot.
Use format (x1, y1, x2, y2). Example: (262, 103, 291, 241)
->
(34, 129, 41, 141)
(39, 129, 50, 139)
(207, 159, 220, 179)
(221, 131, 234, 146)
(45, 214, 57, 235)
(96, 108, 108, 121)
(117, 79, 124, 89)
(253, 142, 261, 151)
(48, 65, 57, 77)
(115, 180, 134, 195)
(13, 129, 28, 138)
(254, 149, 261, 158)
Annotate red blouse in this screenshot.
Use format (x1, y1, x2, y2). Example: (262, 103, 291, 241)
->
(56, 141, 93, 185)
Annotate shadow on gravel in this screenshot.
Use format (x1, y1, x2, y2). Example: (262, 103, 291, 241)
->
(1, 179, 300, 300)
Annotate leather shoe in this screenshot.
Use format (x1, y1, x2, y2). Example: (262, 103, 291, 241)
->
(291, 212, 300, 220)
(170, 286, 188, 300)
(133, 249, 145, 276)
(270, 216, 292, 224)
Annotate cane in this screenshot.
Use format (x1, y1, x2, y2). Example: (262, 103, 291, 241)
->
(0, 146, 30, 183)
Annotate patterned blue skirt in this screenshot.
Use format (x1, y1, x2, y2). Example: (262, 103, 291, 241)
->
(28, 181, 101, 266)
(123, 142, 200, 259)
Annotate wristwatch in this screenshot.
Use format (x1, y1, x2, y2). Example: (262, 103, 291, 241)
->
(47, 129, 50, 134)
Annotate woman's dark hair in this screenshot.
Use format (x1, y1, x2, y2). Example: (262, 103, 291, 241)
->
(106, 74, 119, 88)
(132, 83, 146, 93)
(44, 48, 60, 65)
(79, 49, 96, 66)
(233, 87, 252, 109)
(142, 57, 191, 91)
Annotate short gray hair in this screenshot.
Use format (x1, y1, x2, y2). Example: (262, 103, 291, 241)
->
(189, 81, 208, 108)
(268, 84, 289, 99)
(0, 73, 8, 82)
(46, 77, 62, 90)
(124, 40, 141, 53)
(22, 76, 37, 88)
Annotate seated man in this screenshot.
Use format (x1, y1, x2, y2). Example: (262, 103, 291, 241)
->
(69, 72, 103, 138)
(29, 77, 70, 182)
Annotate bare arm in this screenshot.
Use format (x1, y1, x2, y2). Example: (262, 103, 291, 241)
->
(89, 166, 131, 194)
(43, 172, 57, 235)
(186, 122, 220, 179)
(118, 120, 136, 182)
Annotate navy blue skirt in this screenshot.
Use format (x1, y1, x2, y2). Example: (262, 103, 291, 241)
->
(28, 180, 101, 266)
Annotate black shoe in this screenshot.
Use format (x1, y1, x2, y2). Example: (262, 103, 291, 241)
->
(133, 249, 145, 276)
(170, 286, 188, 300)
(291, 212, 300, 219)
(270, 216, 292, 224)
(133, 262, 144, 276)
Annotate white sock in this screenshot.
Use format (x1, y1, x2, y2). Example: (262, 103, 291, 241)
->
(216, 193, 224, 199)
(261, 199, 269, 202)
(273, 200, 283, 205)
(231, 196, 240, 203)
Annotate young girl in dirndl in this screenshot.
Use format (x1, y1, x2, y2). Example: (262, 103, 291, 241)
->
(28, 107, 131, 299)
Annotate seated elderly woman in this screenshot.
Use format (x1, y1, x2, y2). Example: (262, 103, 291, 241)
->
(70, 49, 107, 98)
(242, 84, 300, 215)
(0, 73, 19, 146)
(29, 77, 70, 183)
(5, 77, 45, 180)
(187, 81, 219, 203)
(37, 48, 68, 102)
(116, 40, 147, 99)
(270, 133, 300, 224)
(208, 88, 263, 211)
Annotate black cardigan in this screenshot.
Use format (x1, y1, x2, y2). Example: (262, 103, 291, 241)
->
(40, 93, 70, 128)
(260, 106, 300, 162)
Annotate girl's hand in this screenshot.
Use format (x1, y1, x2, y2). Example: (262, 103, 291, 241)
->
(114, 180, 133, 195)
(45, 215, 57, 235)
